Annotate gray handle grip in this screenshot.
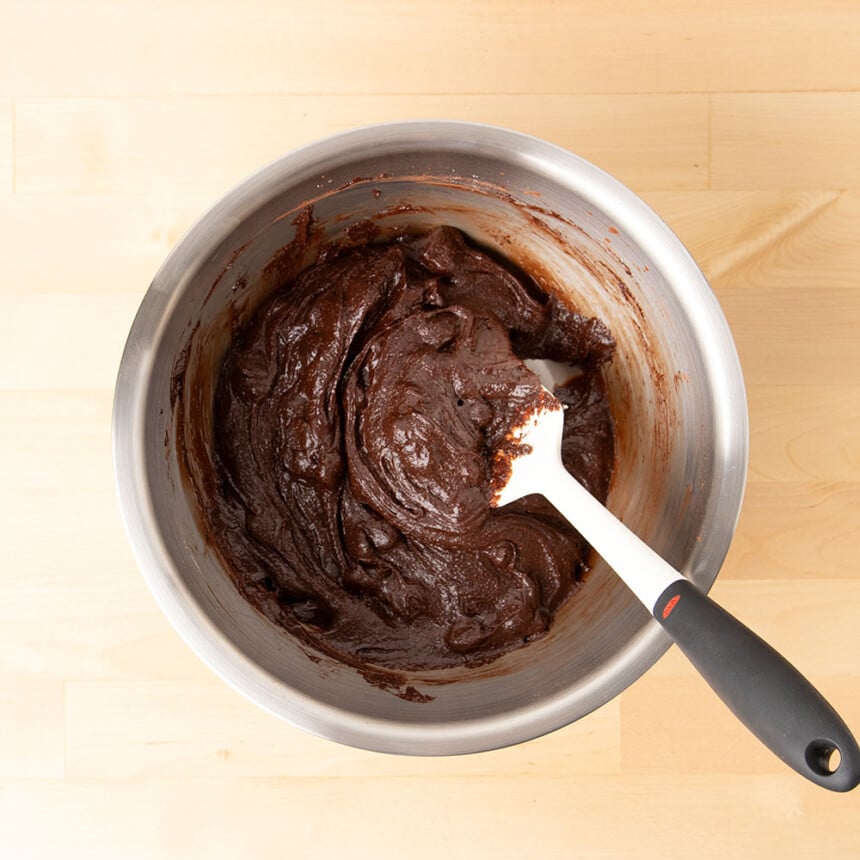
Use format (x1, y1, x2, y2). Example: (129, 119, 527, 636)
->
(654, 580, 860, 792)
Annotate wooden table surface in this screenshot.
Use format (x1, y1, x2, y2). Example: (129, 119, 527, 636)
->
(1, 1, 859, 856)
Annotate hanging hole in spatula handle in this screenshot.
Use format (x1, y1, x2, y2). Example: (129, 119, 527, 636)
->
(654, 580, 860, 792)
(806, 740, 842, 777)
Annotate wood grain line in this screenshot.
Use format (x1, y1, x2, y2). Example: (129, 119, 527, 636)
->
(707, 191, 841, 281)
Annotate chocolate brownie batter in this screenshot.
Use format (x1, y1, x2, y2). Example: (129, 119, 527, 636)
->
(207, 226, 615, 671)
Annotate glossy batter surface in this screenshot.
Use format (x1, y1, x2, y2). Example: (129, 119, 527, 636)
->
(208, 226, 615, 670)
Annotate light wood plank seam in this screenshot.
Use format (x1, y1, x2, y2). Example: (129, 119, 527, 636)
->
(5, 88, 860, 98)
(9, 89, 860, 100)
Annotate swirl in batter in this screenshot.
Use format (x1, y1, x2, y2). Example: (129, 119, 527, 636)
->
(209, 226, 615, 670)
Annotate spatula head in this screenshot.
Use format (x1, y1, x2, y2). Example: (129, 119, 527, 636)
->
(490, 389, 565, 508)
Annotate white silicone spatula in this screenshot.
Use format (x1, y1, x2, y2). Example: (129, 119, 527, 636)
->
(492, 388, 860, 792)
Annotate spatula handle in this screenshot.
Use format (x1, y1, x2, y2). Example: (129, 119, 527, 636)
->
(654, 580, 860, 792)
(544, 468, 859, 790)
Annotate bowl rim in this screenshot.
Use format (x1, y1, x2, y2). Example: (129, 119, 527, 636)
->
(113, 119, 749, 755)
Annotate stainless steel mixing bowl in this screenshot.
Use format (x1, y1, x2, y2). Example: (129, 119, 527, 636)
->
(113, 121, 748, 754)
